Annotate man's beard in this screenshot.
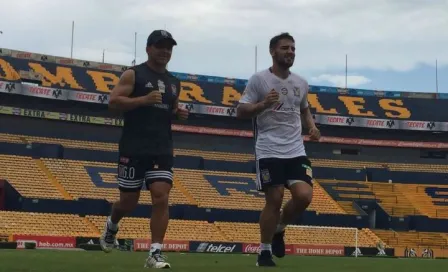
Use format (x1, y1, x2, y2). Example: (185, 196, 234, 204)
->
(276, 56, 294, 69)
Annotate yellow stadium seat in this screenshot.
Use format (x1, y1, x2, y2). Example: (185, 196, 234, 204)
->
(0, 155, 63, 199)
(373, 229, 448, 249)
(0, 211, 98, 237)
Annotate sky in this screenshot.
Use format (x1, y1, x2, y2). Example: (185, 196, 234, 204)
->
(0, 0, 447, 93)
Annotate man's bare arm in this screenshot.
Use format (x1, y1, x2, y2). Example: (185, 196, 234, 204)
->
(108, 69, 147, 112)
(301, 106, 321, 140)
(237, 89, 279, 119)
(300, 107, 316, 129)
(236, 102, 268, 119)
(172, 97, 179, 115)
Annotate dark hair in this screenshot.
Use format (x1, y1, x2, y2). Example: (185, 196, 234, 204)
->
(269, 32, 295, 49)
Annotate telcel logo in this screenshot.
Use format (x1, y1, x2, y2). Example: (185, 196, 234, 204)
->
(196, 243, 236, 253)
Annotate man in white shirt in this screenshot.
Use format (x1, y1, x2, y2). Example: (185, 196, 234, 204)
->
(237, 32, 320, 267)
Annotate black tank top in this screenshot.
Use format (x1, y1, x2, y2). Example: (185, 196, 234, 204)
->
(118, 62, 180, 156)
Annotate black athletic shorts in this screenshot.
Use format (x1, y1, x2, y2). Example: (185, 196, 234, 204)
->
(116, 153, 174, 192)
(255, 156, 313, 192)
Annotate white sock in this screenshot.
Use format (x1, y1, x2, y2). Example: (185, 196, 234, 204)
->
(276, 223, 286, 233)
(260, 243, 272, 252)
(150, 243, 163, 254)
(107, 216, 118, 231)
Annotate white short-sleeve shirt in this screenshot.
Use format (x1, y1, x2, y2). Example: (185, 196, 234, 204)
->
(239, 68, 310, 160)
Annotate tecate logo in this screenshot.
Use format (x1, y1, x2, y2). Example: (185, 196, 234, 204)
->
(196, 243, 236, 253)
(244, 244, 260, 253)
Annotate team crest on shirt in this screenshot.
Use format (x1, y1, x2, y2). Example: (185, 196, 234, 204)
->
(157, 80, 165, 94)
(260, 169, 271, 184)
(293, 86, 300, 97)
(171, 84, 177, 96)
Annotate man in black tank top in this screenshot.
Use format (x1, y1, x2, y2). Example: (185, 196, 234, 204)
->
(99, 30, 188, 269)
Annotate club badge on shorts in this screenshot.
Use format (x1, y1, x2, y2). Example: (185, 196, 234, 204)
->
(302, 164, 313, 178)
(261, 169, 271, 184)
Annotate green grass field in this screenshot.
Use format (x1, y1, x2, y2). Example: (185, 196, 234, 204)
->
(0, 250, 445, 272)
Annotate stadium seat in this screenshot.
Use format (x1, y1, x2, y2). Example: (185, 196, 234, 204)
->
(0, 133, 25, 144)
(0, 155, 63, 199)
(373, 229, 448, 249)
(0, 211, 98, 237)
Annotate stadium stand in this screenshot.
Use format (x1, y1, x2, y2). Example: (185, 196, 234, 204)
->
(3, 132, 448, 175)
(0, 133, 116, 152)
(175, 168, 345, 214)
(2, 134, 448, 219)
(0, 149, 344, 213)
(0, 134, 446, 212)
(3, 132, 448, 173)
(214, 221, 381, 247)
(312, 158, 448, 173)
(319, 179, 448, 218)
(373, 229, 448, 249)
(40, 158, 191, 205)
(86, 216, 228, 241)
(2, 48, 448, 259)
(2, 133, 448, 215)
(319, 180, 421, 217)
